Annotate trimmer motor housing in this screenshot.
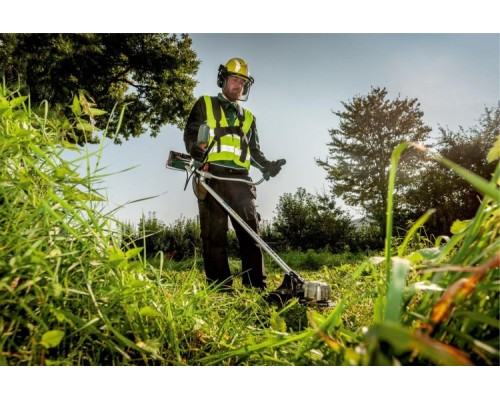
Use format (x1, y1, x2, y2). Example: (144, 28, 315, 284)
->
(267, 273, 334, 307)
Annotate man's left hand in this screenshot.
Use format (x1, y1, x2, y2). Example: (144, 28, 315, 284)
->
(263, 159, 286, 180)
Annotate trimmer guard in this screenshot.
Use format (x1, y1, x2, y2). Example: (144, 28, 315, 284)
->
(266, 273, 334, 308)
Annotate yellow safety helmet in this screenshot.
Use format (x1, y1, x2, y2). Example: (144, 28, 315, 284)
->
(217, 58, 255, 101)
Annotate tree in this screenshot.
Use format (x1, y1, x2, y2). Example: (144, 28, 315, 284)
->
(0, 33, 200, 144)
(273, 187, 353, 251)
(162, 217, 202, 261)
(135, 212, 166, 257)
(405, 104, 499, 236)
(316, 87, 432, 232)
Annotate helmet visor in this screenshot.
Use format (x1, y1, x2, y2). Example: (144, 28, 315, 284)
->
(223, 74, 252, 101)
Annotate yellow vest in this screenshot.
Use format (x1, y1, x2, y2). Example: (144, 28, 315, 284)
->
(203, 96, 254, 169)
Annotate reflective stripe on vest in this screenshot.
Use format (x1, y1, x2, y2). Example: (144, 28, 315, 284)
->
(203, 95, 254, 169)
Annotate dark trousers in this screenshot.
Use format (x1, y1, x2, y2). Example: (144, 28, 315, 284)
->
(198, 174, 266, 290)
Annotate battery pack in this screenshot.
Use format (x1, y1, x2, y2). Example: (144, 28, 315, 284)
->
(166, 151, 192, 171)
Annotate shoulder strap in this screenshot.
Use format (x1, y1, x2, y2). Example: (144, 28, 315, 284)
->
(236, 104, 245, 125)
(210, 96, 222, 128)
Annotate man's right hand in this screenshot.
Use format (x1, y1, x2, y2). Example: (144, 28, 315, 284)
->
(189, 142, 207, 162)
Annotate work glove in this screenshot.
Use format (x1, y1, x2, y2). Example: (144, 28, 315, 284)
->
(189, 142, 207, 162)
(262, 159, 286, 180)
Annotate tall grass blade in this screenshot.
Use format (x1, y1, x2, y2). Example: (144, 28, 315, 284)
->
(384, 142, 410, 285)
(385, 258, 411, 323)
(397, 209, 435, 257)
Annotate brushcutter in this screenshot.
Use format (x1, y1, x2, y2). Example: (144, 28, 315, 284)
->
(165, 125, 333, 307)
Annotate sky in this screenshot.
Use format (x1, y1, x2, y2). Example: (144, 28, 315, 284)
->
(79, 33, 500, 227)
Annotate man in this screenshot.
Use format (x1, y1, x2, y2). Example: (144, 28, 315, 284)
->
(183, 57, 283, 290)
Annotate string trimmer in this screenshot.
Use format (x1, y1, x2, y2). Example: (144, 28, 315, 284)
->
(166, 125, 333, 307)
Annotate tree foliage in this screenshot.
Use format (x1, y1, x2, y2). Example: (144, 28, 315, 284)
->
(0, 33, 200, 144)
(317, 87, 432, 232)
(405, 104, 500, 236)
(135, 212, 167, 258)
(273, 187, 353, 251)
(131, 214, 202, 261)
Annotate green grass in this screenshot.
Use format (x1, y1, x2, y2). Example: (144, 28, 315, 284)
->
(1, 83, 498, 366)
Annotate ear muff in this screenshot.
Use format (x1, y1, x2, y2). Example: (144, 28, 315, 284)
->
(217, 64, 226, 88)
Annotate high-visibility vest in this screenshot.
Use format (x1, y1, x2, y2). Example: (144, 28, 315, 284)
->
(203, 96, 254, 169)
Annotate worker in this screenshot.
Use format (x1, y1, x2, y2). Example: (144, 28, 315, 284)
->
(183, 57, 284, 291)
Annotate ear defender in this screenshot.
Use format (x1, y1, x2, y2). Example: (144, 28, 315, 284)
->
(217, 64, 227, 88)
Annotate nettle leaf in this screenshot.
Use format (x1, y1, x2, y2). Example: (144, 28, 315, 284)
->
(415, 247, 441, 261)
(70, 95, 82, 116)
(50, 282, 63, 298)
(140, 306, 161, 317)
(9, 95, 28, 108)
(487, 134, 500, 163)
(270, 311, 287, 333)
(108, 248, 127, 268)
(40, 330, 65, 349)
(51, 308, 68, 323)
(0, 107, 13, 118)
(75, 121, 95, 132)
(55, 167, 72, 179)
(61, 140, 78, 150)
(89, 107, 107, 116)
(405, 251, 423, 263)
(73, 188, 105, 201)
(450, 219, 470, 234)
(125, 247, 144, 259)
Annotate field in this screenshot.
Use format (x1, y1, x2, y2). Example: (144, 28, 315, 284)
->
(1, 86, 499, 368)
